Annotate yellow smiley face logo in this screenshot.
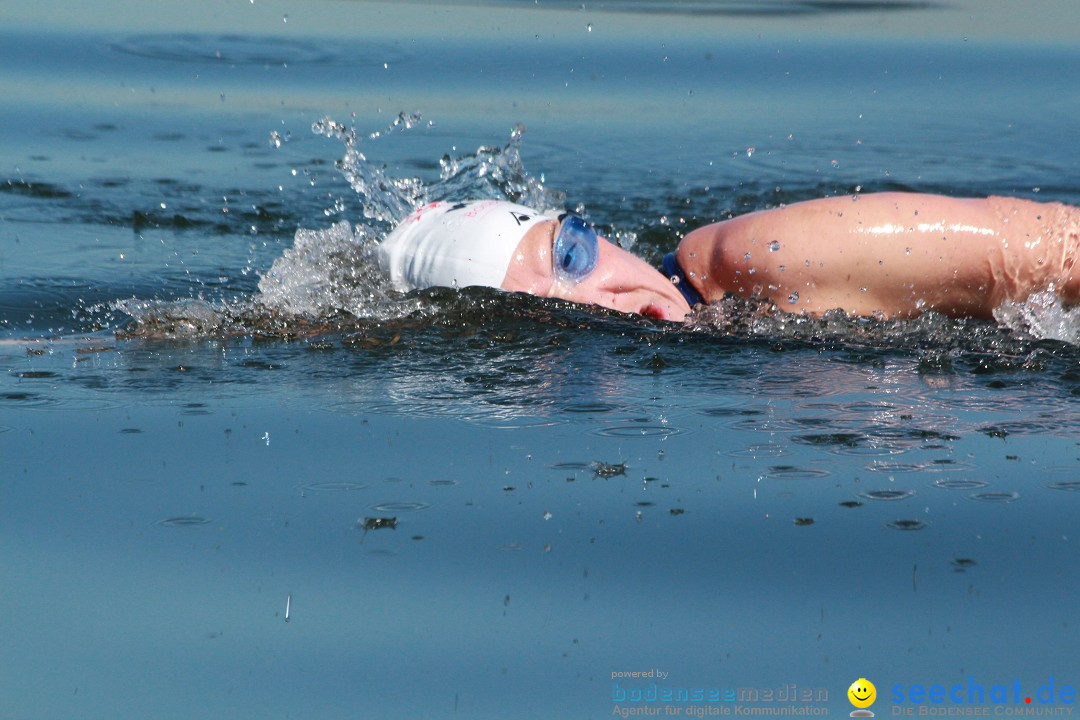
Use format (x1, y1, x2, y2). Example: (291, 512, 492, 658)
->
(848, 678, 876, 709)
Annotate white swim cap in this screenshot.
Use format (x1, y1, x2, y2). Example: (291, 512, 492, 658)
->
(378, 200, 551, 292)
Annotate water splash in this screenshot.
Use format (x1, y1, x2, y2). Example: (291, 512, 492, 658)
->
(683, 292, 1076, 357)
(255, 220, 422, 321)
(114, 116, 565, 334)
(993, 289, 1080, 344)
(253, 118, 562, 322)
(432, 124, 563, 211)
(310, 113, 427, 225)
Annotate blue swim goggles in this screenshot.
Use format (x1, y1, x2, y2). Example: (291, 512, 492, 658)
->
(552, 214, 599, 283)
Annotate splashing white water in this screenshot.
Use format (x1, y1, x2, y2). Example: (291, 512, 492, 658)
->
(255, 117, 564, 321)
(256, 220, 413, 319)
(993, 289, 1080, 344)
(311, 113, 428, 225)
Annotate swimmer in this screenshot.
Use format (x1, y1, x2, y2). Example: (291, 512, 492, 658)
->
(378, 194, 1080, 322)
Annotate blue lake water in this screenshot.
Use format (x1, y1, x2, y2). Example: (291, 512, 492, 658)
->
(2, 1, 1080, 718)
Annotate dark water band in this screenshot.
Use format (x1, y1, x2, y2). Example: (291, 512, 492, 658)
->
(661, 252, 705, 307)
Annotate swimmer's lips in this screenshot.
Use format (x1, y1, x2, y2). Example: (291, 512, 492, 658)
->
(640, 304, 665, 320)
(640, 303, 688, 322)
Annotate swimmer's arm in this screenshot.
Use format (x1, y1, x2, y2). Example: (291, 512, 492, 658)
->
(678, 193, 1044, 318)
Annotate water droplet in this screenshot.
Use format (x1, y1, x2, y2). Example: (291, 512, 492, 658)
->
(904, 247, 912, 255)
(543, 511, 553, 520)
(586, 22, 592, 31)
(748, 268, 756, 275)
(282, 13, 288, 22)
(768, 240, 781, 252)
(778, 265, 785, 272)
(746, 146, 755, 157)
(269, 131, 282, 148)
(743, 252, 751, 261)
(788, 291, 799, 304)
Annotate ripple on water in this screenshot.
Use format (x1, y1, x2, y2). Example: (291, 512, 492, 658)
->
(729, 417, 809, 433)
(866, 461, 924, 474)
(794, 433, 907, 457)
(158, 516, 212, 527)
(1047, 481, 1080, 492)
(593, 424, 682, 439)
(933, 478, 990, 490)
(109, 33, 409, 68)
(561, 401, 623, 414)
(699, 406, 764, 418)
(766, 466, 830, 480)
(369, 501, 431, 513)
(860, 489, 916, 502)
(0, 391, 55, 407)
(548, 461, 592, 470)
(887, 519, 929, 531)
(830, 441, 908, 457)
(726, 443, 786, 459)
(919, 459, 975, 473)
(968, 491, 1020, 504)
(466, 413, 565, 430)
(300, 481, 368, 493)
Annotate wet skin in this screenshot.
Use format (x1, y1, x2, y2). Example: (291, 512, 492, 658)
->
(499, 194, 1079, 321)
(677, 193, 1080, 319)
(501, 218, 693, 322)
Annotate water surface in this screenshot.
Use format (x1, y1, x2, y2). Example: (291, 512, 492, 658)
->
(2, 1, 1080, 718)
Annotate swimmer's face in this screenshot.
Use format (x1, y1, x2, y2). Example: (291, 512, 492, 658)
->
(501, 217, 692, 322)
